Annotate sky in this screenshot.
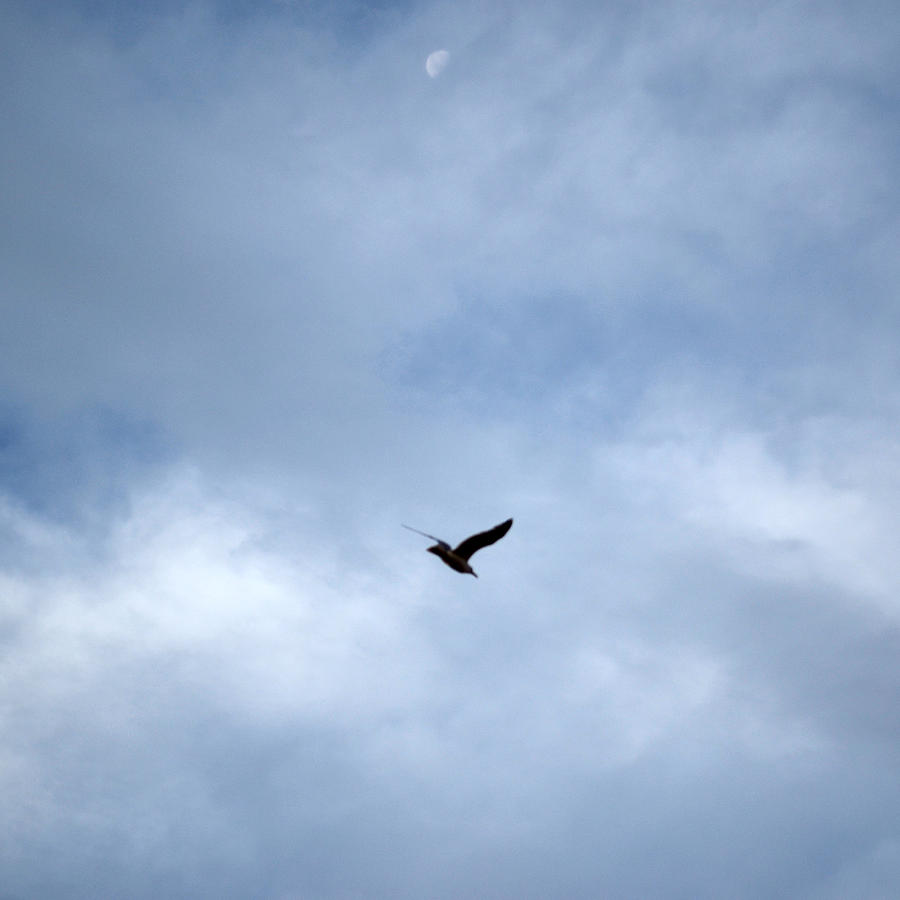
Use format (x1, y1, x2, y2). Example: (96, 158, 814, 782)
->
(1, 0, 899, 897)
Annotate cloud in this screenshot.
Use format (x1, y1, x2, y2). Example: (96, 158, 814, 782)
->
(2, 0, 899, 897)
(4, 437, 898, 897)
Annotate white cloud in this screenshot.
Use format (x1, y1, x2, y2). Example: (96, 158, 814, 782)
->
(604, 394, 900, 615)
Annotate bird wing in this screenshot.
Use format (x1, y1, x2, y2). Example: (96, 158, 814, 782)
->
(453, 518, 513, 560)
(402, 524, 451, 550)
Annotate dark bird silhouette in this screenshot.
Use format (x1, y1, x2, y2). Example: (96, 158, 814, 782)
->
(402, 518, 513, 577)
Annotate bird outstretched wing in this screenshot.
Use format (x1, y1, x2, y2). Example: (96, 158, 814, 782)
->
(401, 524, 451, 551)
(453, 518, 513, 560)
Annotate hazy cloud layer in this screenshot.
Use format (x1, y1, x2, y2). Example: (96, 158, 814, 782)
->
(2, 1, 899, 897)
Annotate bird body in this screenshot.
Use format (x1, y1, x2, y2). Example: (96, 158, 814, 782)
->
(403, 519, 512, 577)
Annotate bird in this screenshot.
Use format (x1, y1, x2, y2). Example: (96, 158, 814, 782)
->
(402, 518, 513, 577)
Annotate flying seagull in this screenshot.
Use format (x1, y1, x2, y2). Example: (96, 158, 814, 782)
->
(402, 518, 513, 577)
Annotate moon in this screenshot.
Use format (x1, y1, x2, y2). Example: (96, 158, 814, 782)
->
(425, 49, 450, 79)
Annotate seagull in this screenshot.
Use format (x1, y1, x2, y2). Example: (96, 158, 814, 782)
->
(402, 518, 513, 577)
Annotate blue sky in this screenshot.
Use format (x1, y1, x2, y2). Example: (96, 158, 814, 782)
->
(2, 0, 899, 897)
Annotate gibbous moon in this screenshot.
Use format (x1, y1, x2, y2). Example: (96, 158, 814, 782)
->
(425, 49, 450, 78)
